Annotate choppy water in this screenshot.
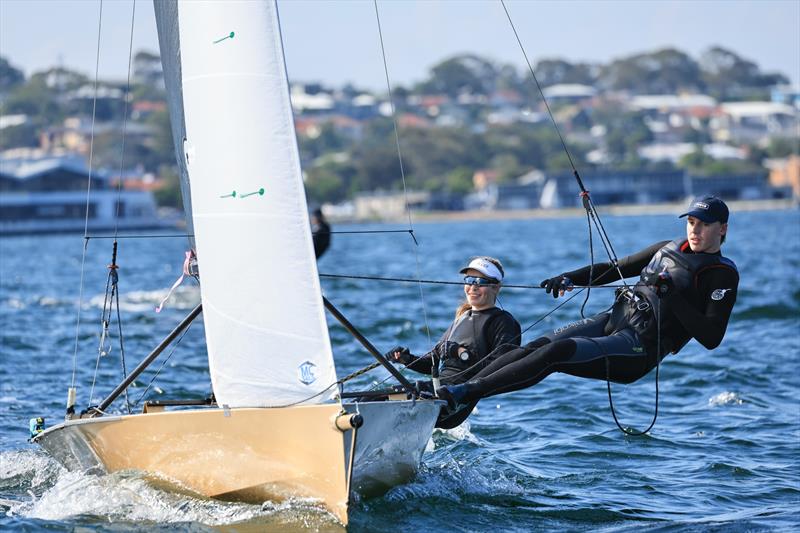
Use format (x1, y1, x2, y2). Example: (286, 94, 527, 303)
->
(1, 210, 799, 532)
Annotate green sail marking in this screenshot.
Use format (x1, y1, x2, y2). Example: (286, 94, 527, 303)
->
(240, 188, 265, 199)
(213, 31, 235, 44)
(220, 191, 237, 199)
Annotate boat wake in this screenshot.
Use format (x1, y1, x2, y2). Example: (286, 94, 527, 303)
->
(87, 285, 200, 313)
(0, 450, 337, 528)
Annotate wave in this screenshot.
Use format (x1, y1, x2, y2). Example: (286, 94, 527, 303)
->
(87, 286, 201, 313)
(708, 391, 744, 407)
(0, 450, 337, 527)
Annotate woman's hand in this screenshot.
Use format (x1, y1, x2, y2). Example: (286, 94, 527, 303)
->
(386, 346, 413, 365)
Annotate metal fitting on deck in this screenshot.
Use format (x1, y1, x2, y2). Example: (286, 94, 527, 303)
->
(334, 413, 364, 432)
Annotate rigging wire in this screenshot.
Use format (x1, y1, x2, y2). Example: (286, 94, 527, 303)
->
(83, 229, 416, 240)
(70, 0, 104, 394)
(132, 321, 194, 408)
(373, 0, 433, 350)
(500, 0, 658, 434)
(88, 0, 138, 414)
(112, 0, 137, 239)
(499, 0, 628, 288)
(319, 272, 625, 289)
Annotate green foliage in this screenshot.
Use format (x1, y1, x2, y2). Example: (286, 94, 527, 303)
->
(534, 58, 597, 87)
(153, 164, 182, 208)
(2, 76, 62, 120)
(415, 54, 497, 97)
(767, 137, 800, 158)
(700, 46, 788, 100)
(0, 56, 25, 92)
(600, 48, 703, 93)
(305, 159, 354, 204)
(678, 146, 763, 176)
(444, 167, 474, 194)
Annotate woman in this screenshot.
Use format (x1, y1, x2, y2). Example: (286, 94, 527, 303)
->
(387, 256, 521, 428)
(438, 196, 739, 418)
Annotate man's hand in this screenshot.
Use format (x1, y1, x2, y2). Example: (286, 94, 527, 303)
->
(540, 275, 574, 299)
(386, 346, 413, 365)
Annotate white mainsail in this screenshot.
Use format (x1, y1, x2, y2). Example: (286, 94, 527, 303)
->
(154, 0, 338, 406)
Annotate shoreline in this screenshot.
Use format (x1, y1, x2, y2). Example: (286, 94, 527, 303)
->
(340, 198, 798, 224)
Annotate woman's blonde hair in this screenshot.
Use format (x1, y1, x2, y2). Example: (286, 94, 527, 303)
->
(455, 256, 504, 318)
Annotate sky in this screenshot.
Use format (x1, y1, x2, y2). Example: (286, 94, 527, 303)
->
(1, 0, 799, 91)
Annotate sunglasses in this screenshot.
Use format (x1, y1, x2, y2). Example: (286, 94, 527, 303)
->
(463, 276, 498, 287)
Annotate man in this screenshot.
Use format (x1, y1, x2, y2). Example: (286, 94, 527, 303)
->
(311, 208, 331, 259)
(438, 195, 739, 412)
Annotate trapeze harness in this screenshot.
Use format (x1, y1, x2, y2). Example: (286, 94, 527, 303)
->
(463, 239, 738, 398)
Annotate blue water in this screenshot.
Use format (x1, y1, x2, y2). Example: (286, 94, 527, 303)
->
(1, 210, 799, 531)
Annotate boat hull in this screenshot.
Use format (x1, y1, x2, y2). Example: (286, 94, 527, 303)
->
(35, 399, 441, 524)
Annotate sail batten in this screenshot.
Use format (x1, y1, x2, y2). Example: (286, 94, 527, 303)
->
(155, 0, 338, 407)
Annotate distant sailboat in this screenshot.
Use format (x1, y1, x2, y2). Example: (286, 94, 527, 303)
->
(34, 0, 441, 524)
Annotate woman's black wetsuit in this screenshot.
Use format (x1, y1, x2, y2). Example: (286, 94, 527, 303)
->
(404, 307, 521, 384)
(458, 239, 739, 402)
(401, 306, 520, 428)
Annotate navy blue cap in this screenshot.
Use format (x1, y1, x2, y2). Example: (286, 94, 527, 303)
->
(679, 195, 729, 223)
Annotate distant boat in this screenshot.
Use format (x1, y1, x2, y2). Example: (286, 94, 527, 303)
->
(0, 154, 169, 235)
(33, 0, 441, 525)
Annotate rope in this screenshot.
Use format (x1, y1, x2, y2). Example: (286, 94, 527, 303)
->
(114, 277, 131, 414)
(70, 0, 104, 392)
(373, 0, 433, 352)
(606, 298, 661, 436)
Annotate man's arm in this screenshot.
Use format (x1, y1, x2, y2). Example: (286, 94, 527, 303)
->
(668, 268, 739, 349)
(563, 240, 670, 286)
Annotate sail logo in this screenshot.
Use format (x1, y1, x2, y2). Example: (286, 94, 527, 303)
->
(298, 361, 317, 385)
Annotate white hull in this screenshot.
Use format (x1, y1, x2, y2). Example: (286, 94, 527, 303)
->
(35, 399, 441, 524)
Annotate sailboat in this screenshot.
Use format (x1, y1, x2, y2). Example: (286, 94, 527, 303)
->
(33, 0, 442, 525)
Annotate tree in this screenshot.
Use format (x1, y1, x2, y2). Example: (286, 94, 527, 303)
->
(599, 48, 704, 94)
(153, 165, 182, 208)
(0, 56, 25, 92)
(767, 137, 800, 158)
(700, 46, 789, 100)
(534, 58, 597, 87)
(444, 167, 474, 194)
(416, 54, 498, 97)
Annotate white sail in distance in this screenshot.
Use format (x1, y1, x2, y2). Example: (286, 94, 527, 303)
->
(154, 0, 338, 406)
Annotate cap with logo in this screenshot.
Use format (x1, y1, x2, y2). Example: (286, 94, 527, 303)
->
(679, 195, 729, 224)
(459, 257, 504, 282)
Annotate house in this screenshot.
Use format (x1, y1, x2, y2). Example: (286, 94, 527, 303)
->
(711, 102, 798, 145)
(0, 154, 165, 234)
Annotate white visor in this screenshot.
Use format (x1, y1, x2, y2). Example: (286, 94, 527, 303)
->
(459, 258, 503, 282)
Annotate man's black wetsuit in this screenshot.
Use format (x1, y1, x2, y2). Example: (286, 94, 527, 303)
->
(312, 216, 331, 259)
(457, 239, 739, 401)
(401, 307, 520, 427)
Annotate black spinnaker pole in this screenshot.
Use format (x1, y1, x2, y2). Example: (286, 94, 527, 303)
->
(322, 296, 416, 394)
(94, 304, 203, 415)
